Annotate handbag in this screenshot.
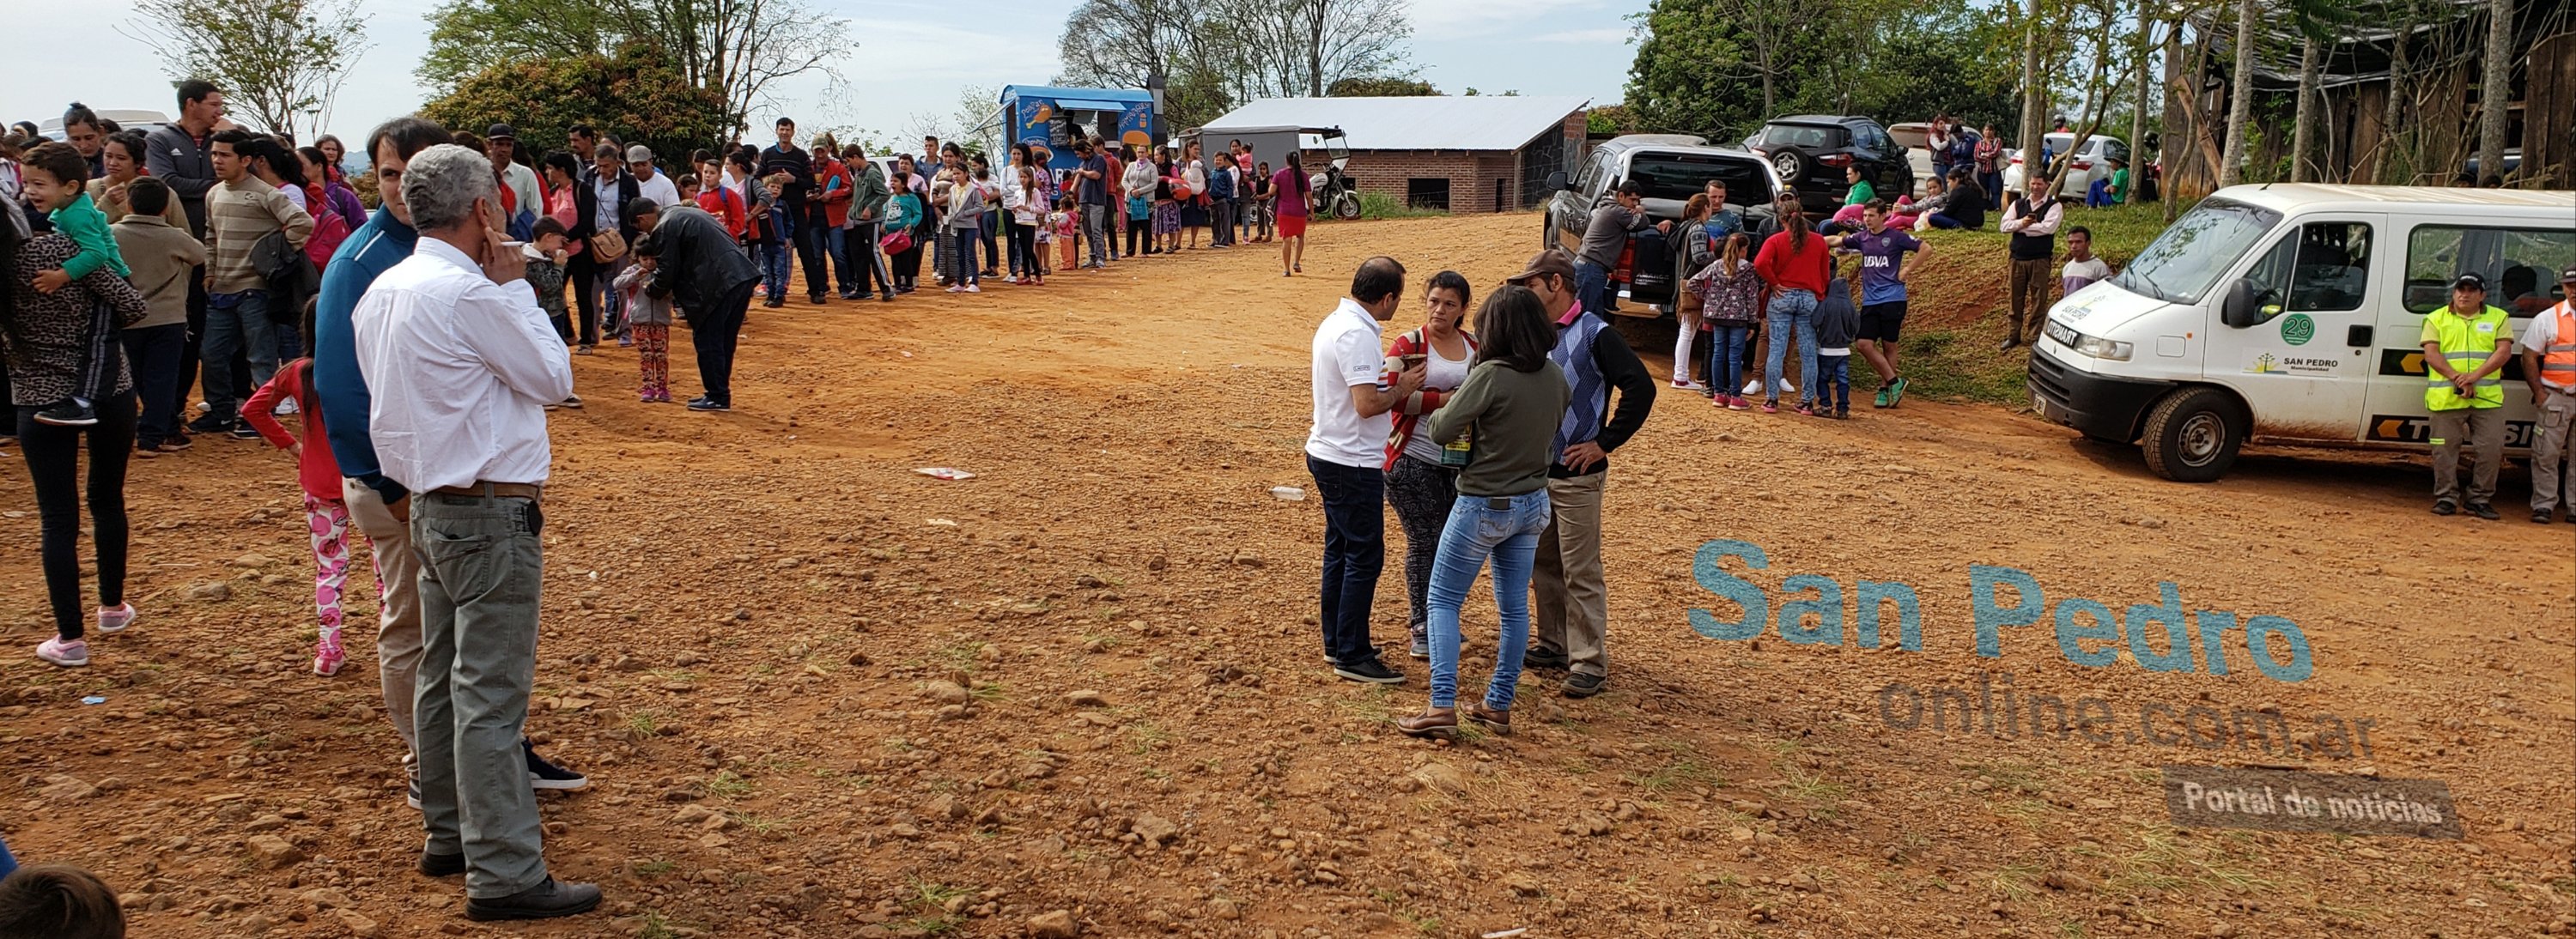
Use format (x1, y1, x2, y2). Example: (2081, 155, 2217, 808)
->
(587, 228, 629, 263)
(878, 229, 914, 255)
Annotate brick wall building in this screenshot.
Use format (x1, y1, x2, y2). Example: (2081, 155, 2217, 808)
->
(1200, 98, 1591, 215)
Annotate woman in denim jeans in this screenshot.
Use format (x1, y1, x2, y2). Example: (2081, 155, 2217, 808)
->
(1753, 205, 1832, 415)
(1395, 286, 1571, 739)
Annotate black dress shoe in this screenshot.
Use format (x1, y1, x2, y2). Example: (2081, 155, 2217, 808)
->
(2465, 502, 2500, 520)
(465, 876, 603, 921)
(420, 851, 465, 877)
(1522, 647, 1571, 670)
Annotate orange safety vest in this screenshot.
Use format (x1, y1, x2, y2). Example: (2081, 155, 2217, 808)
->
(2543, 300, 2576, 391)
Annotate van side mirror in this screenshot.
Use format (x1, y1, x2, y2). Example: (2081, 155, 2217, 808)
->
(2220, 279, 2262, 329)
(1546, 171, 1570, 191)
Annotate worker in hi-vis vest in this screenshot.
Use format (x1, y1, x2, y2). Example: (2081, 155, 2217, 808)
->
(2518, 264, 2576, 524)
(2421, 271, 2515, 519)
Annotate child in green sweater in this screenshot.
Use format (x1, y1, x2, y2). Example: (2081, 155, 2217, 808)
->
(19, 142, 131, 427)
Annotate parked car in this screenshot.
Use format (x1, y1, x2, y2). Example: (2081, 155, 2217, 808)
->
(2003, 133, 2129, 199)
(2460, 148, 2522, 181)
(1741, 116, 1912, 215)
(1542, 135, 1783, 315)
(37, 108, 174, 139)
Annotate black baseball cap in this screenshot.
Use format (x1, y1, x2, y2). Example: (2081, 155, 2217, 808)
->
(2560, 265, 2576, 284)
(2451, 272, 2486, 291)
(485, 124, 516, 140)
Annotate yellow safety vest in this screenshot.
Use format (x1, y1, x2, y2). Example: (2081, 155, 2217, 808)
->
(2424, 304, 2510, 410)
(2541, 300, 2576, 391)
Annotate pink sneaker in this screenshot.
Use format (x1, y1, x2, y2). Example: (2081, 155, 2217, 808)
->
(315, 631, 345, 676)
(36, 637, 88, 667)
(96, 603, 136, 633)
(1727, 396, 1750, 411)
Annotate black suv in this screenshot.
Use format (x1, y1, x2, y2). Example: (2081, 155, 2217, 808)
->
(1743, 116, 1913, 216)
(1541, 135, 1782, 315)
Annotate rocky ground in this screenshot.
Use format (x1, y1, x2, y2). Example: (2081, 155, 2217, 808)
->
(2, 211, 2571, 938)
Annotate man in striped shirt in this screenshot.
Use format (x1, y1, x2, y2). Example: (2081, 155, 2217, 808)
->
(199, 128, 313, 435)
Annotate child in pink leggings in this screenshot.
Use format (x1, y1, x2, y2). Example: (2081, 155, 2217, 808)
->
(242, 350, 366, 676)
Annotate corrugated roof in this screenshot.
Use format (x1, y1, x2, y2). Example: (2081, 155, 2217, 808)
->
(1200, 95, 1592, 152)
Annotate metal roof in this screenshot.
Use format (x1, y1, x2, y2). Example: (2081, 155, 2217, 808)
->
(999, 86, 1155, 105)
(1200, 95, 1592, 152)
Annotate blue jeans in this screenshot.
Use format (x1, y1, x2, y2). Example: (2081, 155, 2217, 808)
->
(1924, 213, 1968, 229)
(1765, 289, 1820, 404)
(1426, 490, 1552, 710)
(1979, 171, 2003, 209)
(1307, 454, 1386, 666)
(1705, 324, 1751, 396)
(823, 225, 850, 294)
(1574, 261, 1612, 316)
(951, 228, 980, 286)
(121, 322, 186, 445)
(757, 242, 792, 300)
(200, 290, 276, 421)
(1818, 353, 1850, 411)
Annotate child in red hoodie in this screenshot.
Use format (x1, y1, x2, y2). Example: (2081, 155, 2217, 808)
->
(241, 304, 363, 676)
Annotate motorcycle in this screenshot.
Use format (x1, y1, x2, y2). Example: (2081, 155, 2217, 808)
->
(1307, 128, 1363, 221)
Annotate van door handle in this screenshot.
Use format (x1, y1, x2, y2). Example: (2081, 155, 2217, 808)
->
(2347, 324, 2373, 347)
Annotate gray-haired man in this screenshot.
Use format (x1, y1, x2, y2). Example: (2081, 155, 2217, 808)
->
(351, 144, 598, 920)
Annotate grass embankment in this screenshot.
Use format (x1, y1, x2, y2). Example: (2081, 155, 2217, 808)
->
(1886, 201, 2181, 406)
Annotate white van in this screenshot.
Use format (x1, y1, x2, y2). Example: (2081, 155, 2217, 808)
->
(2028, 185, 2576, 481)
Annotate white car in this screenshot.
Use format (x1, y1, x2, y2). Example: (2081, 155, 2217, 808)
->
(2003, 133, 2130, 199)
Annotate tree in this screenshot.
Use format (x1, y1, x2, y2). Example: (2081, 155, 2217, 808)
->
(2017, 0, 2044, 169)
(2216, 0, 2257, 188)
(122, 0, 368, 140)
(421, 40, 731, 170)
(419, 0, 848, 137)
(1620, 0, 2013, 141)
(2289, 34, 2318, 181)
(1205, 0, 1417, 99)
(2476, 0, 2512, 184)
(1054, 0, 1237, 130)
(1329, 76, 1437, 96)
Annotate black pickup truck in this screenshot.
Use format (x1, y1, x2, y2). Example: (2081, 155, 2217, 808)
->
(1542, 135, 1784, 318)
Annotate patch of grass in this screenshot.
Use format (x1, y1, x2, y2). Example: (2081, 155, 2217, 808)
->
(1356, 191, 1448, 220)
(705, 769, 752, 800)
(1128, 722, 1176, 756)
(1078, 633, 1121, 650)
(1990, 859, 2047, 900)
(2101, 826, 2281, 899)
(635, 910, 682, 939)
(1995, 797, 2055, 827)
(624, 710, 668, 736)
(969, 682, 1007, 702)
(632, 858, 677, 878)
(908, 878, 978, 934)
(1772, 765, 1846, 808)
(1632, 759, 1722, 792)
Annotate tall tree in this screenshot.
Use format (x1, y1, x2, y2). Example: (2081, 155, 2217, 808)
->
(122, 0, 368, 140)
(420, 0, 848, 137)
(2216, 0, 2257, 187)
(2018, 0, 2044, 164)
(2476, 0, 2512, 184)
(1328, 76, 1438, 96)
(2133, 0, 2155, 191)
(422, 40, 730, 173)
(2373, 0, 2417, 183)
(1205, 0, 1416, 99)
(2290, 34, 2318, 181)
(1055, 0, 1235, 130)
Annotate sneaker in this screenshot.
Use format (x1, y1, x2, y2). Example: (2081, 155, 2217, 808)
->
(1330, 657, 1405, 685)
(1873, 384, 1893, 409)
(1836, 409, 1851, 419)
(159, 435, 194, 451)
(1795, 403, 1814, 416)
(574, 345, 594, 356)
(228, 424, 262, 440)
(526, 740, 589, 791)
(2535, 511, 2555, 524)
(1886, 376, 1909, 406)
(946, 285, 965, 293)
(133, 445, 161, 459)
(185, 414, 231, 434)
(558, 395, 584, 409)
(274, 398, 299, 416)
(1407, 627, 1430, 661)
(419, 849, 465, 876)
(1671, 379, 1707, 391)
(1560, 671, 1607, 699)
(685, 397, 730, 412)
(313, 644, 344, 676)
(36, 637, 88, 667)
(1521, 647, 1571, 671)
(2431, 500, 2458, 516)
(96, 603, 135, 634)
(964, 284, 981, 294)
(762, 297, 785, 308)
(33, 400, 97, 427)
(1999, 337, 2021, 351)
(1760, 400, 1780, 414)
(2465, 502, 2500, 521)
(464, 876, 603, 921)
(406, 773, 422, 811)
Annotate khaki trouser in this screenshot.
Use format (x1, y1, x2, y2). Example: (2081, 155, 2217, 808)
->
(2532, 391, 2576, 514)
(344, 478, 423, 769)
(1533, 470, 1609, 679)
(2427, 408, 2504, 506)
(412, 491, 550, 898)
(2007, 257, 2053, 342)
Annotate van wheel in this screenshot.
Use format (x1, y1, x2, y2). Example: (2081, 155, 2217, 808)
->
(2140, 387, 2244, 482)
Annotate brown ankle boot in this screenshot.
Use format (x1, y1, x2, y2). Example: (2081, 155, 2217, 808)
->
(1395, 707, 1457, 737)
(1463, 702, 1512, 736)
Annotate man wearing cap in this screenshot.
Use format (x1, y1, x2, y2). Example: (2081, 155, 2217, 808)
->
(2421, 272, 2514, 519)
(628, 146, 682, 209)
(1304, 256, 1422, 685)
(1572, 181, 1671, 316)
(1507, 248, 1656, 698)
(483, 125, 542, 238)
(2518, 265, 2576, 524)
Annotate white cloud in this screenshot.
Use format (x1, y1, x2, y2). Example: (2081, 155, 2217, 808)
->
(1406, 0, 1610, 33)
(1530, 26, 1635, 44)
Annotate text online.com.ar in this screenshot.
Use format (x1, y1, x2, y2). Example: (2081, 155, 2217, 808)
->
(1874, 671, 2380, 760)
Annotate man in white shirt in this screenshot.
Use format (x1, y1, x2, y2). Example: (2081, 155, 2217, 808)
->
(2059, 226, 2111, 295)
(629, 145, 683, 209)
(349, 144, 597, 922)
(1306, 257, 1425, 684)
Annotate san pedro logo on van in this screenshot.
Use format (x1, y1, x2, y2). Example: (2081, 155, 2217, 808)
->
(2280, 313, 2316, 346)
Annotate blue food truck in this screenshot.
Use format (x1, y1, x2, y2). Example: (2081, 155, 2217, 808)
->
(981, 86, 1158, 173)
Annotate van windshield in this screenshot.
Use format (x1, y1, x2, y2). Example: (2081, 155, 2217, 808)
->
(2111, 199, 2282, 304)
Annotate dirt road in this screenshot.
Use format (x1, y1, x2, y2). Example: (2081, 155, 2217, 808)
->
(3, 211, 2570, 937)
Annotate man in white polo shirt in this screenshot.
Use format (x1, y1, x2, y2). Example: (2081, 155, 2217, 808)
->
(1306, 256, 1424, 684)
(350, 143, 596, 921)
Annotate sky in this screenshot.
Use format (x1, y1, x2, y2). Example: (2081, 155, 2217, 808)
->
(3, 0, 1649, 154)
